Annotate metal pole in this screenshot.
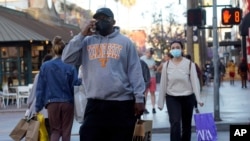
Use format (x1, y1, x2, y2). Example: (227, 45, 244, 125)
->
(242, 36, 247, 60)
(186, 0, 194, 57)
(64, 0, 66, 23)
(89, 0, 91, 10)
(186, 0, 198, 58)
(199, 0, 207, 67)
(161, 10, 164, 54)
(212, 0, 222, 121)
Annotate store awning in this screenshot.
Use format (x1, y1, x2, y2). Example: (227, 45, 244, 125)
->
(0, 16, 48, 42)
(0, 6, 80, 43)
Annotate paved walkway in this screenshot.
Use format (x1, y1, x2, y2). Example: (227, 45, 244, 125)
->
(143, 80, 250, 133)
(0, 80, 249, 140)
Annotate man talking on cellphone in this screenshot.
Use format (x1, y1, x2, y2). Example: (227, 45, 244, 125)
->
(62, 7, 145, 141)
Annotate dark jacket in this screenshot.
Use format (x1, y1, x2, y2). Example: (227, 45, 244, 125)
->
(140, 60, 150, 90)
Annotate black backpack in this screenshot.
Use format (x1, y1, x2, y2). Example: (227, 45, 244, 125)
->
(239, 63, 248, 72)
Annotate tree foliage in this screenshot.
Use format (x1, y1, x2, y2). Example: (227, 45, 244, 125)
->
(115, 0, 136, 8)
(145, 4, 185, 55)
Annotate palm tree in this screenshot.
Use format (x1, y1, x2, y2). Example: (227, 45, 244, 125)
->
(119, 0, 136, 7)
(114, 0, 136, 29)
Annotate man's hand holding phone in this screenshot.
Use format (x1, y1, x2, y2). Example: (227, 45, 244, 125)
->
(81, 19, 96, 36)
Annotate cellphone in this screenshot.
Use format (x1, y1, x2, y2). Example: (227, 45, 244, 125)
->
(90, 28, 96, 33)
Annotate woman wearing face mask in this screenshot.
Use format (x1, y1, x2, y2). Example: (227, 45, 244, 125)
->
(158, 40, 204, 141)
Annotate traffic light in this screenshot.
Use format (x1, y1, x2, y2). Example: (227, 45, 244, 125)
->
(187, 8, 206, 26)
(221, 8, 242, 25)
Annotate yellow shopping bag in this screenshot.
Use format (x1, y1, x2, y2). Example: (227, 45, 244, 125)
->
(37, 113, 49, 141)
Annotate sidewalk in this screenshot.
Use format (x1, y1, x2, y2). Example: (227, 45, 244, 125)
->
(150, 80, 250, 133)
(1, 80, 249, 135)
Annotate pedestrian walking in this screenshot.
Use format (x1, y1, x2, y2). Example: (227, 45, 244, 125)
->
(27, 54, 53, 137)
(140, 48, 157, 114)
(140, 59, 151, 106)
(219, 59, 226, 86)
(62, 7, 145, 141)
(227, 60, 236, 85)
(35, 36, 79, 141)
(158, 40, 204, 141)
(157, 53, 172, 72)
(238, 58, 249, 88)
(203, 60, 212, 86)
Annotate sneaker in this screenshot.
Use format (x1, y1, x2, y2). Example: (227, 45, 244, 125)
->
(152, 108, 156, 114)
(144, 109, 149, 114)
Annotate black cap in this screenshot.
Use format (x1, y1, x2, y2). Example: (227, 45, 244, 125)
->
(93, 7, 114, 19)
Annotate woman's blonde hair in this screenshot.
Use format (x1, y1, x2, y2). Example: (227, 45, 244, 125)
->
(52, 36, 65, 56)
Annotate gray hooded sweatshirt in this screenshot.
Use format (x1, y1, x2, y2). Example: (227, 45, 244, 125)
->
(62, 27, 145, 103)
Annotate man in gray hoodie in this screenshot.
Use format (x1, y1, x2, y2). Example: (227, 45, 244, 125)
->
(62, 7, 145, 141)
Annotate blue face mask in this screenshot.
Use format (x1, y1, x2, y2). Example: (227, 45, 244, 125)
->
(170, 49, 182, 58)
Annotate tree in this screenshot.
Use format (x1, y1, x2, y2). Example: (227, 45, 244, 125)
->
(58, 1, 92, 26)
(114, 0, 136, 28)
(119, 0, 136, 7)
(145, 4, 185, 60)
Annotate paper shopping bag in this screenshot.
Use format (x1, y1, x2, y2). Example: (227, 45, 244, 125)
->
(9, 119, 29, 141)
(74, 85, 87, 123)
(25, 119, 40, 141)
(194, 113, 217, 141)
(132, 120, 153, 141)
(37, 113, 49, 141)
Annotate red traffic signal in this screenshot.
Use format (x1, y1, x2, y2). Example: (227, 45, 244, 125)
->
(187, 8, 206, 26)
(221, 8, 242, 25)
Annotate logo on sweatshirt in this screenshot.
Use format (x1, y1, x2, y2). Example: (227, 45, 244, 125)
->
(88, 43, 123, 67)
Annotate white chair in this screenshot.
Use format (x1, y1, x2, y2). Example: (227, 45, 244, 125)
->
(2, 85, 18, 107)
(0, 92, 6, 108)
(17, 86, 30, 108)
(28, 84, 33, 93)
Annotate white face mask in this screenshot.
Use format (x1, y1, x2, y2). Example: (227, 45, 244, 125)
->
(170, 49, 182, 58)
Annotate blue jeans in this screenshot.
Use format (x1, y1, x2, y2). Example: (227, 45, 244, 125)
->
(166, 94, 195, 141)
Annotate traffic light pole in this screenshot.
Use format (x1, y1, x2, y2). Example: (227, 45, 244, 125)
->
(186, 0, 198, 58)
(212, 0, 222, 121)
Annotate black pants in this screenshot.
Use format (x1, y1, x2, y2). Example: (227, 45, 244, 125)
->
(79, 99, 136, 141)
(166, 94, 195, 141)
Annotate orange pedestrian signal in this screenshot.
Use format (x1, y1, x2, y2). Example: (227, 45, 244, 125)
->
(221, 8, 242, 25)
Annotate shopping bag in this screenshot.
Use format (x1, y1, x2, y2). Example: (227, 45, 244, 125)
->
(194, 113, 217, 141)
(74, 85, 87, 123)
(9, 119, 29, 141)
(37, 113, 49, 141)
(132, 120, 153, 141)
(25, 119, 40, 141)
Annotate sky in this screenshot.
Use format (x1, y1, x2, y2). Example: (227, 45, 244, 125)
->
(67, 0, 232, 30)
(0, 0, 233, 29)
(67, 0, 188, 29)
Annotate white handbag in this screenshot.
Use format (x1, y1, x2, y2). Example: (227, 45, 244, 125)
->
(74, 85, 87, 123)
